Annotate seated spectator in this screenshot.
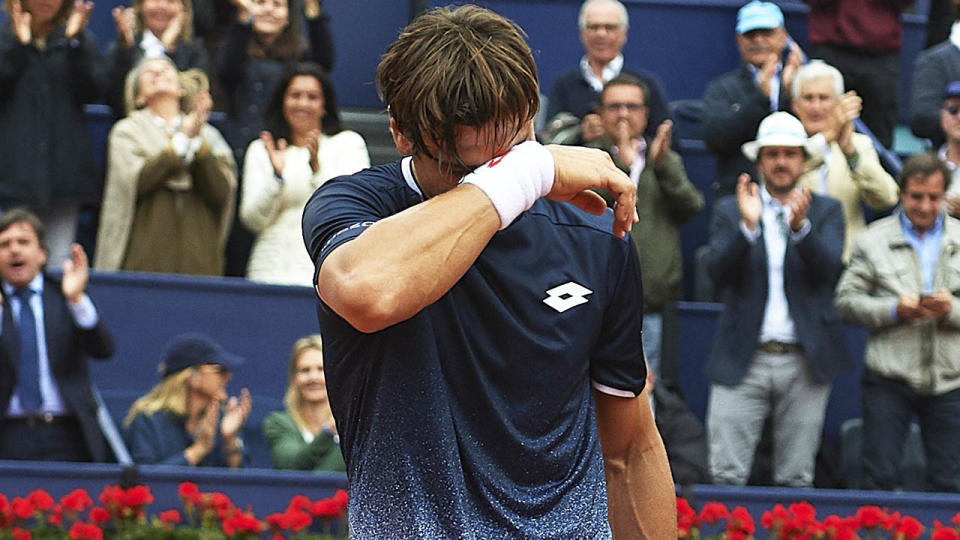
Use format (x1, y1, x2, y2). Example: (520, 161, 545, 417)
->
(218, 0, 334, 277)
(937, 81, 960, 217)
(104, 0, 208, 118)
(123, 333, 251, 467)
(587, 74, 703, 377)
(835, 153, 960, 492)
(702, 0, 802, 198)
(647, 364, 710, 487)
(241, 62, 369, 286)
(792, 60, 899, 259)
(95, 57, 237, 275)
(910, 9, 960, 148)
(0, 0, 104, 267)
(541, 0, 669, 145)
(263, 335, 345, 472)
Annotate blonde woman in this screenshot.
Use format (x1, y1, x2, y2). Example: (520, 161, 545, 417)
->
(105, 0, 208, 117)
(263, 335, 345, 472)
(95, 56, 237, 275)
(123, 333, 251, 467)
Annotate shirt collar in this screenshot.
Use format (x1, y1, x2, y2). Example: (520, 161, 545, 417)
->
(579, 54, 624, 92)
(899, 209, 945, 238)
(950, 21, 960, 50)
(2, 273, 44, 297)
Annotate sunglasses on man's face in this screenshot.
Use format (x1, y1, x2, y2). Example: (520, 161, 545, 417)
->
(943, 104, 960, 116)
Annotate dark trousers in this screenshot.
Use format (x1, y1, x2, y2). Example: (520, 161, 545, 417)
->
(862, 370, 960, 492)
(0, 416, 92, 462)
(810, 45, 899, 149)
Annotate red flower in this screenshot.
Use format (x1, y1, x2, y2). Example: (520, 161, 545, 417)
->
(855, 505, 887, 529)
(26, 490, 53, 513)
(178, 482, 201, 506)
(97, 486, 123, 511)
(61, 489, 93, 514)
(677, 497, 699, 537)
(222, 510, 263, 536)
(726, 506, 756, 537)
(933, 522, 960, 540)
(789, 501, 817, 525)
(893, 515, 924, 540)
(209, 492, 233, 513)
(265, 512, 291, 530)
(11, 497, 35, 520)
(286, 508, 312, 531)
(120, 485, 153, 508)
(159, 509, 181, 525)
(48, 504, 63, 526)
(272, 535, 284, 540)
(311, 498, 344, 520)
(11, 527, 31, 540)
(699, 501, 730, 524)
(332, 489, 348, 509)
(68, 521, 104, 540)
(287, 495, 311, 512)
(88, 507, 110, 524)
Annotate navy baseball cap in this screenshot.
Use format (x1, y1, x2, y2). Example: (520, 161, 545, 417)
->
(158, 333, 244, 377)
(946, 81, 960, 99)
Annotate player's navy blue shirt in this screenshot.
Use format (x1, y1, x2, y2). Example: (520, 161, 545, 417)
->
(302, 158, 646, 538)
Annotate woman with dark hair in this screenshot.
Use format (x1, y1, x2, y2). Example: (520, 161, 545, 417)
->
(104, 0, 208, 118)
(0, 0, 103, 267)
(241, 62, 367, 285)
(217, 0, 333, 276)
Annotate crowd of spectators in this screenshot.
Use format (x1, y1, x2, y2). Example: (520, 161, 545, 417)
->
(1, 0, 959, 494)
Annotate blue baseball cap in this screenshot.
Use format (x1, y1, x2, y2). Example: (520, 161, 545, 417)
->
(945, 81, 960, 99)
(736, 1, 784, 34)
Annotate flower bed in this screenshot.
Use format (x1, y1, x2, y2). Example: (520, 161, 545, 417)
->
(0, 482, 348, 539)
(679, 497, 960, 540)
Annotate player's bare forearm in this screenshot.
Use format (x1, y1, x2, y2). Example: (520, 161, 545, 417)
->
(595, 390, 677, 539)
(317, 185, 499, 333)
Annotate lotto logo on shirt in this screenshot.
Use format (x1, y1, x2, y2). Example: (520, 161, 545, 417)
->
(542, 281, 593, 313)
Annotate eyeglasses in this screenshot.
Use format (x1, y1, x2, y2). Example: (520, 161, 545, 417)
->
(584, 23, 623, 33)
(601, 102, 647, 113)
(944, 104, 960, 116)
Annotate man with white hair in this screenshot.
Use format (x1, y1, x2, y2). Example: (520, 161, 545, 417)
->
(543, 0, 670, 145)
(792, 60, 899, 259)
(703, 111, 851, 487)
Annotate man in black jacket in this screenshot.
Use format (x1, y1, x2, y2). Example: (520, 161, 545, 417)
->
(702, 0, 803, 198)
(0, 208, 115, 462)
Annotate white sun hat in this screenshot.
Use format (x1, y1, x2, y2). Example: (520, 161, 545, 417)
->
(741, 111, 816, 161)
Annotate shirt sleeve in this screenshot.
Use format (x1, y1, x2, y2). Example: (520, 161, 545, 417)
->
(589, 238, 647, 397)
(68, 294, 99, 329)
(301, 172, 404, 285)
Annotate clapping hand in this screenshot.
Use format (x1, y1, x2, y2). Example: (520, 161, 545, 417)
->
(260, 131, 288, 178)
(649, 119, 673, 166)
(736, 173, 762, 232)
(228, 0, 254, 23)
(182, 90, 212, 138)
(780, 41, 803, 95)
(111, 6, 135, 47)
(65, 0, 95, 41)
(220, 388, 252, 440)
(160, 2, 185, 51)
(580, 113, 604, 143)
(613, 120, 638, 168)
(305, 129, 321, 174)
(10, 0, 32, 44)
(61, 244, 89, 304)
(785, 186, 811, 232)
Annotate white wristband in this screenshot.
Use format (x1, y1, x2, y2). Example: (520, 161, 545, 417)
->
(460, 141, 555, 229)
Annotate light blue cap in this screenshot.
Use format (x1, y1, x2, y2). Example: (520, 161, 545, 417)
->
(736, 0, 784, 34)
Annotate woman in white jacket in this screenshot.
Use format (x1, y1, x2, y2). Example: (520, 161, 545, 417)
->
(241, 62, 369, 286)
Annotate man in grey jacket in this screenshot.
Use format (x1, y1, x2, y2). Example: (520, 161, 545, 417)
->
(836, 152, 960, 492)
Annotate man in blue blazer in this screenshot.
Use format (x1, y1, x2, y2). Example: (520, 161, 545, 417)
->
(704, 112, 852, 487)
(0, 208, 115, 462)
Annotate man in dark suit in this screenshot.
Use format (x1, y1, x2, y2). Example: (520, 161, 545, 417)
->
(542, 0, 670, 145)
(0, 208, 115, 461)
(704, 111, 851, 487)
(702, 0, 803, 198)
